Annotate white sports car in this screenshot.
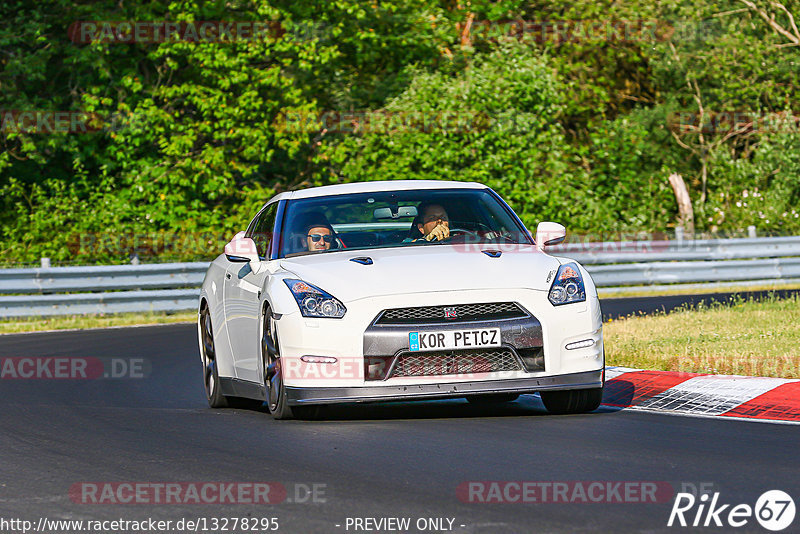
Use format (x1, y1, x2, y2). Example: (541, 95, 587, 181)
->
(198, 180, 604, 419)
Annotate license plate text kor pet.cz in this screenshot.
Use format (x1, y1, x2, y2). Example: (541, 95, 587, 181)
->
(408, 328, 501, 352)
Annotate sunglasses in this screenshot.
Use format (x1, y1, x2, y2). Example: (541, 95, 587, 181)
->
(307, 234, 334, 243)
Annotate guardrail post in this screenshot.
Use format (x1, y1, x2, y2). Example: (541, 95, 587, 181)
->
(40, 257, 51, 269)
(675, 227, 684, 243)
(748, 226, 757, 238)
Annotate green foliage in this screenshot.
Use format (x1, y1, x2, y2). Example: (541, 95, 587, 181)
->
(704, 132, 800, 234)
(580, 106, 680, 234)
(319, 42, 578, 231)
(1, 0, 799, 264)
(1, 0, 338, 262)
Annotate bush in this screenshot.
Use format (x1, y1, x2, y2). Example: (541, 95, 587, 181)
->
(318, 42, 584, 231)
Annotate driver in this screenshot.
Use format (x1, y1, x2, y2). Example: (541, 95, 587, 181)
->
(410, 203, 450, 242)
(306, 223, 334, 251)
(295, 212, 337, 252)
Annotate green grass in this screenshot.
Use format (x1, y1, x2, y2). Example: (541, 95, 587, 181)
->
(597, 282, 800, 298)
(0, 310, 197, 335)
(605, 294, 800, 378)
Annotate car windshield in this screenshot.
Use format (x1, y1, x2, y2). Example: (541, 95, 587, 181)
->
(278, 188, 532, 258)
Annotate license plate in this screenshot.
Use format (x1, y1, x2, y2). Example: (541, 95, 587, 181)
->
(409, 328, 501, 352)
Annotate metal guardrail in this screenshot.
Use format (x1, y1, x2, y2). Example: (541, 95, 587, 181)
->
(0, 262, 207, 318)
(0, 290, 200, 317)
(0, 262, 208, 294)
(551, 236, 800, 264)
(1, 236, 799, 317)
(584, 257, 800, 286)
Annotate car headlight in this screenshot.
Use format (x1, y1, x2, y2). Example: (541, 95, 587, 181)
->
(284, 279, 346, 318)
(548, 262, 586, 306)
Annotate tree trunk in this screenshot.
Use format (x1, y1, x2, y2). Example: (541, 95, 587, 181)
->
(668, 173, 695, 237)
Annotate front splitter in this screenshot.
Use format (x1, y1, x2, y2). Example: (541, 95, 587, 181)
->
(286, 368, 603, 405)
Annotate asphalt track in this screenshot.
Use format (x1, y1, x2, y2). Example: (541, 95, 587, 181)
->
(1, 308, 799, 533)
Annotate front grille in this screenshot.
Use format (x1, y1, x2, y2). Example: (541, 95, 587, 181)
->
(375, 302, 527, 325)
(389, 348, 522, 378)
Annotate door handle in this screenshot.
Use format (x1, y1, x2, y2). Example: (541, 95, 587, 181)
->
(226, 273, 231, 279)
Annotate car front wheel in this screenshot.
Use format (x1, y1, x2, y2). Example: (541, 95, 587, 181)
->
(262, 306, 291, 419)
(262, 306, 321, 420)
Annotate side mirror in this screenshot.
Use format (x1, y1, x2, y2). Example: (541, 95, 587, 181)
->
(535, 222, 566, 251)
(225, 231, 260, 264)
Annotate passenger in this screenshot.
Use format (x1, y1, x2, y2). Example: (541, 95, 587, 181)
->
(408, 203, 450, 242)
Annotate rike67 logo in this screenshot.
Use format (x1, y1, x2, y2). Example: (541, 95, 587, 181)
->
(668, 490, 795, 531)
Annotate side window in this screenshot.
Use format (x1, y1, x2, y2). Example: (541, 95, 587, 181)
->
(249, 204, 278, 259)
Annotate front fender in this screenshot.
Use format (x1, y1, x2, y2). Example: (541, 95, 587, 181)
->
(262, 271, 304, 316)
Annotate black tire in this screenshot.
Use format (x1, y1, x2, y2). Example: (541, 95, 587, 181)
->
(261, 306, 324, 420)
(467, 393, 520, 404)
(200, 306, 228, 409)
(540, 387, 603, 415)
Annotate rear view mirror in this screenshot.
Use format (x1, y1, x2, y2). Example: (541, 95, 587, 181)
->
(373, 206, 418, 219)
(535, 222, 566, 251)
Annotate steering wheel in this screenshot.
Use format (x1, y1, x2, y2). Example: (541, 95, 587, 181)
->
(431, 227, 517, 244)
(447, 227, 481, 239)
(422, 227, 482, 244)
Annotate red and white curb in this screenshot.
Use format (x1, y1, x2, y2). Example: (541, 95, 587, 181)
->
(603, 367, 800, 424)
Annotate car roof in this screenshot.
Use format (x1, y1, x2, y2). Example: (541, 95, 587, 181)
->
(266, 180, 487, 204)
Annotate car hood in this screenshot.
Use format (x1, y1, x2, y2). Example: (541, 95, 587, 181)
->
(278, 245, 562, 302)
